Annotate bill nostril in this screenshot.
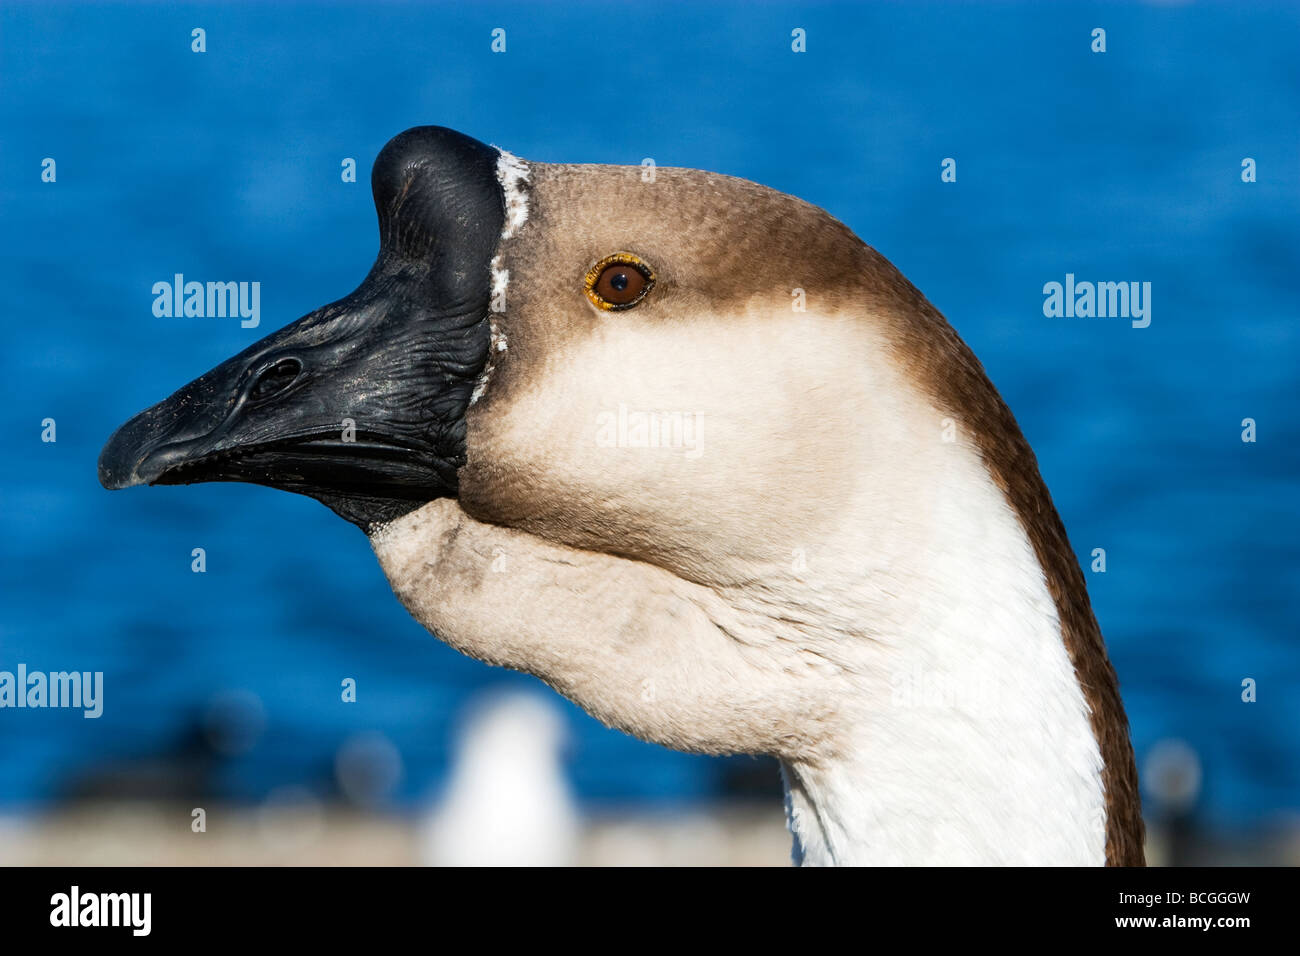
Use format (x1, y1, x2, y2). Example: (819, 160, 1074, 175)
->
(249, 358, 303, 402)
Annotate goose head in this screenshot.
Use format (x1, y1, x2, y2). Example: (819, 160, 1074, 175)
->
(100, 126, 1143, 866)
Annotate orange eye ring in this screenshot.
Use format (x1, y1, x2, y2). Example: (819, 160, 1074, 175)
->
(584, 253, 655, 310)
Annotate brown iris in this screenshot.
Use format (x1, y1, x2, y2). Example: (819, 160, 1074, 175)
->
(584, 253, 655, 310)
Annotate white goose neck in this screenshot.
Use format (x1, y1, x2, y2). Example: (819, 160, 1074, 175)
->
(755, 440, 1107, 866)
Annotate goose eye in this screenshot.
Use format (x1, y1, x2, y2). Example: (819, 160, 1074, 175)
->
(585, 253, 655, 310)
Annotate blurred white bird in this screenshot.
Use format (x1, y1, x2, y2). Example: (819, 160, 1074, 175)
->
(422, 688, 579, 866)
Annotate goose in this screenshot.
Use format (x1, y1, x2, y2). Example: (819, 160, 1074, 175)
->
(100, 126, 1144, 866)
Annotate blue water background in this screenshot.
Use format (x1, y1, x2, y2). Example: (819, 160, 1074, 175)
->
(0, 1, 1297, 830)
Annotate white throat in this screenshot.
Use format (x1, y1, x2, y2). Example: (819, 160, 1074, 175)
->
(766, 434, 1107, 866)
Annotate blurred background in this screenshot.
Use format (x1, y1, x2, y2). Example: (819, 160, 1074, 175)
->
(1, 1, 1296, 865)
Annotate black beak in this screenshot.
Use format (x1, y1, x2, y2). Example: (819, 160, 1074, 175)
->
(98, 127, 506, 530)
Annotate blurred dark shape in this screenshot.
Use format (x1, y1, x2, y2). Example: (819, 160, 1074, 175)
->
(59, 689, 266, 804)
(202, 689, 266, 756)
(333, 731, 403, 807)
(718, 755, 783, 801)
(59, 717, 218, 803)
(1144, 738, 1203, 866)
